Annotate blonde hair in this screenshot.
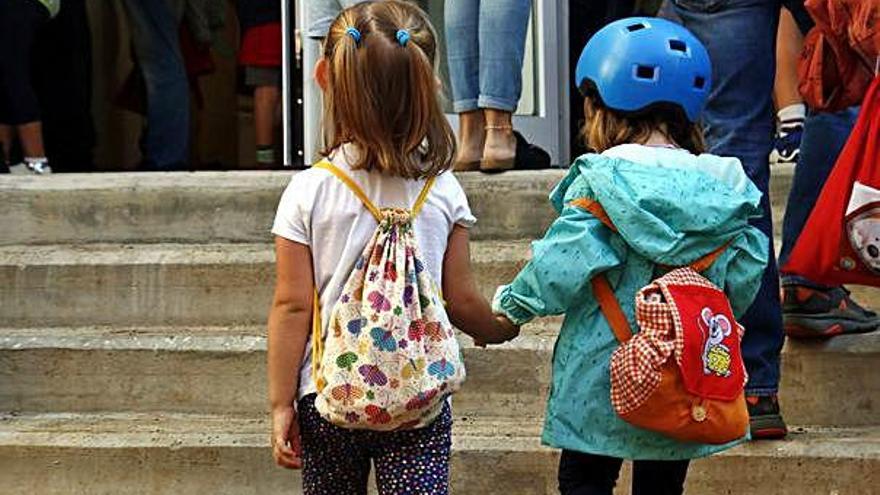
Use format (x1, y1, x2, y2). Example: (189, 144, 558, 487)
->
(581, 90, 706, 155)
(320, 1, 455, 179)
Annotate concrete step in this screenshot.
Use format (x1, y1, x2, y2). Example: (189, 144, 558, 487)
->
(0, 165, 797, 246)
(3, 325, 876, 427)
(2, 238, 875, 328)
(0, 170, 564, 245)
(0, 411, 876, 495)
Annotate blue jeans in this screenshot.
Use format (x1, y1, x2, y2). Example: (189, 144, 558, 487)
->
(779, 107, 860, 287)
(672, 0, 782, 396)
(122, 0, 189, 170)
(445, 0, 531, 112)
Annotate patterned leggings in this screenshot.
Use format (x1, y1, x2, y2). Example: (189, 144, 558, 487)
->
(298, 394, 452, 495)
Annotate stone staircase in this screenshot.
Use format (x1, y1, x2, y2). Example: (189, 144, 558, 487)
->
(1, 166, 878, 494)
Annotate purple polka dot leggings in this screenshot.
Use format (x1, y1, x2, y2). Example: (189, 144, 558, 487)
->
(297, 394, 452, 495)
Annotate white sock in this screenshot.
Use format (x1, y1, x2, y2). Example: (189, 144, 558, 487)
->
(777, 103, 806, 124)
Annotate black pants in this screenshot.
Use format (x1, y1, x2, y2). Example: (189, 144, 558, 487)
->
(33, 0, 96, 171)
(0, 0, 49, 126)
(558, 450, 690, 495)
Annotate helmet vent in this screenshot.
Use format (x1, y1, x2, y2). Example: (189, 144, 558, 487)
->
(635, 65, 657, 80)
(669, 39, 688, 53)
(694, 76, 707, 89)
(626, 23, 647, 32)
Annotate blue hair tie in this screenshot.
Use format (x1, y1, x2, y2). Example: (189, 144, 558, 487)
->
(345, 26, 362, 44)
(396, 29, 410, 47)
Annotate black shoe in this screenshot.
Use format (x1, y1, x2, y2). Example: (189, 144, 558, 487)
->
(747, 395, 787, 440)
(783, 284, 880, 339)
(512, 131, 551, 170)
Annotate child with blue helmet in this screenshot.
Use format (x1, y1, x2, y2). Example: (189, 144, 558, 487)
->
(492, 18, 770, 494)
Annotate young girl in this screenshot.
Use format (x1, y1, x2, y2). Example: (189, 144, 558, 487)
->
(237, 0, 282, 166)
(493, 18, 769, 495)
(267, 2, 516, 493)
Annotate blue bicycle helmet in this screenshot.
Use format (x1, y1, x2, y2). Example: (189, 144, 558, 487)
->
(575, 17, 711, 122)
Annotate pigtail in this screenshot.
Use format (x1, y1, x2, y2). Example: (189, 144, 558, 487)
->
(319, 1, 455, 179)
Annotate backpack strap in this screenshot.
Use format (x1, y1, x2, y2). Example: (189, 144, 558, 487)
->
(311, 286, 325, 391)
(313, 160, 436, 220)
(308, 160, 435, 389)
(570, 197, 729, 344)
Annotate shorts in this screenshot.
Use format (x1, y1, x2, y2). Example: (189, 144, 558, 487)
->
(0, 0, 49, 125)
(239, 21, 282, 67)
(244, 66, 281, 87)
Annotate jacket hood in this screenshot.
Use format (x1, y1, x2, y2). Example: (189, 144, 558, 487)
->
(550, 151, 765, 266)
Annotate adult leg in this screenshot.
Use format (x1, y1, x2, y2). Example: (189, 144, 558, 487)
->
(778, 107, 879, 337)
(631, 459, 690, 495)
(297, 394, 371, 495)
(557, 450, 623, 495)
(672, 0, 786, 437)
(445, 0, 483, 170)
(32, 0, 96, 172)
(372, 402, 452, 494)
(121, 0, 189, 170)
(478, 0, 530, 171)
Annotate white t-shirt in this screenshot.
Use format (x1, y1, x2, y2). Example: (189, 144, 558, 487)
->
(271, 145, 477, 399)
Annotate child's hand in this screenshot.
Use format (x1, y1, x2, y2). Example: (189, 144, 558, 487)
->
(271, 405, 303, 469)
(473, 315, 520, 347)
(495, 314, 520, 342)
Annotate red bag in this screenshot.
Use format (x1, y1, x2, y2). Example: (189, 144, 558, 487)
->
(783, 76, 880, 287)
(571, 198, 748, 445)
(799, 0, 880, 111)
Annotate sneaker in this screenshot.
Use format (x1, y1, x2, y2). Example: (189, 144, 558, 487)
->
(747, 395, 788, 439)
(783, 284, 880, 338)
(769, 118, 803, 166)
(24, 158, 52, 175)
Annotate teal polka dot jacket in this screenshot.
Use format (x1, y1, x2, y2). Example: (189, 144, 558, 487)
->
(493, 149, 769, 460)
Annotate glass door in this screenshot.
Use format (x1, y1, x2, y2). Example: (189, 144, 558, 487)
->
(288, 0, 570, 167)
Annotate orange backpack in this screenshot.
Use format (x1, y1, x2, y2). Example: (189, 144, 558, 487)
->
(573, 198, 749, 445)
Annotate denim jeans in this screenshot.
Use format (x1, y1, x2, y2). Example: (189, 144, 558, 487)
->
(779, 107, 860, 287)
(122, 0, 189, 170)
(445, 0, 531, 112)
(672, 0, 783, 395)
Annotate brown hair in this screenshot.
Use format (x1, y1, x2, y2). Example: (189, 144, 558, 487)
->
(320, 1, 455, 179)
(581, 90, 706, 155)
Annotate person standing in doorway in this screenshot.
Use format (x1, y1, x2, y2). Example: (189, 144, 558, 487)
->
(445, 0, 548, 172)
(121, 0, 189, 170)
(0, 0, 59, 175)
(238, 0, 283, 168)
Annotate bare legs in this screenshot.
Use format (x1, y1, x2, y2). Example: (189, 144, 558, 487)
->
(454, 110, 484, 171)
(254, 84, 281, 166)
(773, 8, 804, 110)
(0, 125, 11, 165)
(1, 122, 50, 173)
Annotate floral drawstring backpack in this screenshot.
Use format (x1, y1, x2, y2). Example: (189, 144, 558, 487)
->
(309, 161, 465, 431)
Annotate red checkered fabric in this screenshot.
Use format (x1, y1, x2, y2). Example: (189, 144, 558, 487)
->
(609, 268, 743, 415)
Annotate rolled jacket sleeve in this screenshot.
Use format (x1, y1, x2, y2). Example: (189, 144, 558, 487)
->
(493, 205, 623, 326)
